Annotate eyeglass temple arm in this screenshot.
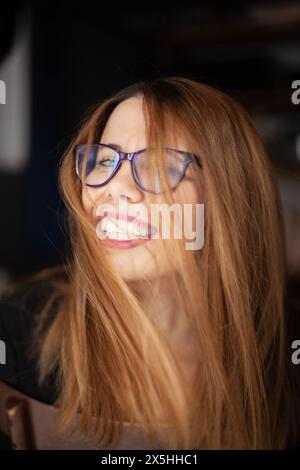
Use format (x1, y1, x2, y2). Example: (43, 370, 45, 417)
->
(190, 154, 202, 167)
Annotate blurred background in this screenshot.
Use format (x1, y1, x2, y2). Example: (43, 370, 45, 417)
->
(0, 1, 299, 300)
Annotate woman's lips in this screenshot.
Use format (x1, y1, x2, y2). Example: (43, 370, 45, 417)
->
(95, 210, 156, 249)
(96, 210, 154, 231)
(97, 237, 150, 249)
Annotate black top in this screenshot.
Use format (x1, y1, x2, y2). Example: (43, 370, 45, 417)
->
(0, 277, 60, 404)
(0, 277, 62, 448)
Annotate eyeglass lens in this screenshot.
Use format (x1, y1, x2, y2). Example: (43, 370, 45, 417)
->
(76, 145, 187, 192)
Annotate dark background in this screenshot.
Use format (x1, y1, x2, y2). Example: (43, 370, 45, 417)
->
(0, 0, 300, 286)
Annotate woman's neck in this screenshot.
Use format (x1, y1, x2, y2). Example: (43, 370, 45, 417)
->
(131, 276, 198, 362)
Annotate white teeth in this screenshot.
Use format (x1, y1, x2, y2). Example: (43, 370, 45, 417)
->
(101, 218, 121, 233)
(107, 231, 139, 240)
(98, 217, 149, 240)
(140, 226, 148, 237)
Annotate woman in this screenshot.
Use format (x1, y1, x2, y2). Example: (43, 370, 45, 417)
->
(0, 76, 299, 449)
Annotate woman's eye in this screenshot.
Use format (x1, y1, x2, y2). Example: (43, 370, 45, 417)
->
(97, 158, 116, 167)
(167, 164, 178, 175)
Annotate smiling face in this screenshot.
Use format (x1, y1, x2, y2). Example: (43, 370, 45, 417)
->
(81, 96, 201, 281)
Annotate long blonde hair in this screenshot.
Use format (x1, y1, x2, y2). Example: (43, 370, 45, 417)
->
(16, 77, 295, 448)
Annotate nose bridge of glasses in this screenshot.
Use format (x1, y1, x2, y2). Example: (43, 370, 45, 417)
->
(119, 151, 135, 161)
(114, 152, 137, 184)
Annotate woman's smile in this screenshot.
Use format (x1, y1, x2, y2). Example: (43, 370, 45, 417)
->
(95, 210, 157, 249)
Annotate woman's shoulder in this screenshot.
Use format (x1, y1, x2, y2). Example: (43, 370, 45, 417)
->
(0, 264, 68, 314)
(0, 265, 66, 348)
(0, 265, 67, 404)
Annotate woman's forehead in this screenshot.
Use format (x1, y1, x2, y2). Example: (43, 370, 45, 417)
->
(101, 99, 189, 152)
(101, 98, 146, 147)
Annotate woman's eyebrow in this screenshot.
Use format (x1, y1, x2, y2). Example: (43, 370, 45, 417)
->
(103, 143, 123, 151)
(103, 143, 147, 152)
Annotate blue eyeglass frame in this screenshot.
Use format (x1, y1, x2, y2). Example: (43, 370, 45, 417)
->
(75, 143, 202, 194)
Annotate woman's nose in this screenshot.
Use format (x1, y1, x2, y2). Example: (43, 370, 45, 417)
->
(102, 159, 143, 202)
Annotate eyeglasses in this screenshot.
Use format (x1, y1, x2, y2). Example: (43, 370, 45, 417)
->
(75, 143, 201, 194)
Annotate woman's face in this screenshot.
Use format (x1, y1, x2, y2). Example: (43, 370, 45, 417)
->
(81, 96, 201, 281)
